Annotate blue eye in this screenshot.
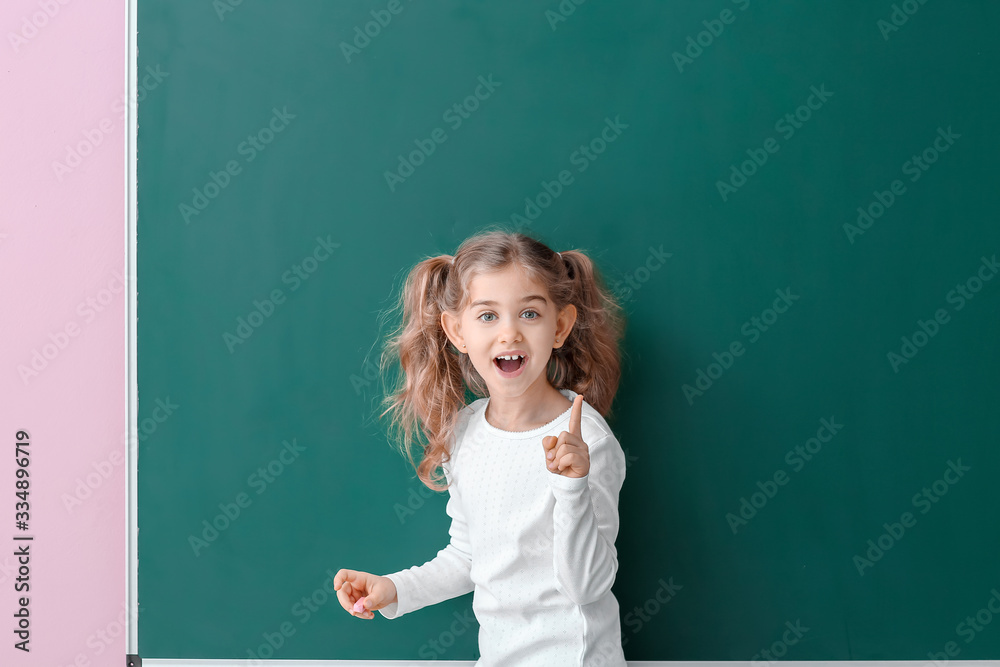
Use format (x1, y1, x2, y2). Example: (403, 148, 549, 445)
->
(477, 310, 540, 322)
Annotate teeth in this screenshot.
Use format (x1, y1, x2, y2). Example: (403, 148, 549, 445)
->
(496, 355, 524, 360)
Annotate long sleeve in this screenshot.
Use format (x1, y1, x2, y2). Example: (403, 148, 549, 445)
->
(545, 432, 626, 606)
(378, 460, 474, 619)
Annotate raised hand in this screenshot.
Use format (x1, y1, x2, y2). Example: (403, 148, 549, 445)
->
(542, 394, 590, 478)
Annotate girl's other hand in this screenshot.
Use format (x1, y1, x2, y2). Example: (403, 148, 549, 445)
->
(333, 568, 397, 620)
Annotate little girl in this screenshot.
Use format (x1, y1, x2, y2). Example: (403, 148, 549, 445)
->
(334, 228, 628, 666)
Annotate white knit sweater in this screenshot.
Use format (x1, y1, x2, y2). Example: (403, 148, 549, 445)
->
(378, 388, 627, 667)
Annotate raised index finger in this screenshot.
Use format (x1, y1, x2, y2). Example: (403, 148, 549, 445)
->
(569, 394, 583, 436)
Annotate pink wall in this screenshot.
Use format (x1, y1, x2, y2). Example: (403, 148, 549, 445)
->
(1, 1, 127, 665)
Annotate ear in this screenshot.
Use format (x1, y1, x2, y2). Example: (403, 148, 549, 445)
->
(440, 310, 464, 352)
(554, 303, 577, 348)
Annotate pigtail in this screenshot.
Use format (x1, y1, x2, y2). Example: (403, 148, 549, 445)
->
(547, 250, 626, 419)
(378, 255, 466, 492)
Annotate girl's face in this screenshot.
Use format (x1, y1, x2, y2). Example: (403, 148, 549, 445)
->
(441, 265, 576, 397)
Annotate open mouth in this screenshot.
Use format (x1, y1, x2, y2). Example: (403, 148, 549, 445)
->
(493, 354, 526, 377)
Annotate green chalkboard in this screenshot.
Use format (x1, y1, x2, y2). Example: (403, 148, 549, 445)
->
(137, 0, 1000, 660)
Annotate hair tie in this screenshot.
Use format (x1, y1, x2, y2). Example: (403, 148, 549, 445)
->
(557, 251, 563, 260)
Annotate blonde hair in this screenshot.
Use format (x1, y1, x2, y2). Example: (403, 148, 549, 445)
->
(377, 226, 626, 491)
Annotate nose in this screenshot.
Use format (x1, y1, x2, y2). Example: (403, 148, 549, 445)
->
(498, 320, 522, 345)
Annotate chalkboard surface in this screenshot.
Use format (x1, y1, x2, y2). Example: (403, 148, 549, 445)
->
(137, 0, 1000, 660)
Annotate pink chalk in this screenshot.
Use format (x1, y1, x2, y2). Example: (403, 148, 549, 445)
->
(353, 597, 368, 613)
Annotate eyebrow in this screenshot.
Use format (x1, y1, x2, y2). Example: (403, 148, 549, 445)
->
(470, 295, 548, 308)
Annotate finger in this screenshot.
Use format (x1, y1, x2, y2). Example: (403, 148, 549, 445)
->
(555, 431, 582, 451)
(344, 581, 365, 608)
(557, 453, 578, 472)
(336, 580, 357, 613)
(552, 438, 589, 468)
(339, 583, 374, 619)
(553, 451, 584, 474)
(353, 596, 374, 619)
(334, 568, 360, 590)
(569, 394, 583, 436)
(551, 439, 584, 463)
(359, 594, 375, 619)
(545, 432, 567, 461)
(547, 442, 573, 469)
